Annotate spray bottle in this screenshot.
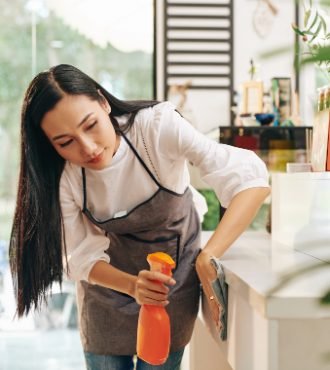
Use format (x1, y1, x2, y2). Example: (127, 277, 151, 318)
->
(136, 252, 176, 365)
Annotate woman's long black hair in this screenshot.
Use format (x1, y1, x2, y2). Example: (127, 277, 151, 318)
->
(9, 64, 159, 316)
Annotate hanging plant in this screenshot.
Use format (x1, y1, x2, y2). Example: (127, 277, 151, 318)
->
(291, 0, 330, 81)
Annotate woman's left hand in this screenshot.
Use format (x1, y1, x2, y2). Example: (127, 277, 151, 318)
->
(196, 250, 221, 331)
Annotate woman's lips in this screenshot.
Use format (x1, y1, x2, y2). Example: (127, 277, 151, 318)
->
(88, 151, 104, 164)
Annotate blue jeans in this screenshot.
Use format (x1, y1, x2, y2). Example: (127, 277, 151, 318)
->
(84, 349, 184, 370)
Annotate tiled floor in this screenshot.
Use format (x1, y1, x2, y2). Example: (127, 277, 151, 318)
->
(0, 329, 85, 370)
(0, 266, 191, 370)
(0, 263, 85, 370)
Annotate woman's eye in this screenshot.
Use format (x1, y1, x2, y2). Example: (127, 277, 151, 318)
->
(87, 121, 97, 130)
(59, 139, 73, 148)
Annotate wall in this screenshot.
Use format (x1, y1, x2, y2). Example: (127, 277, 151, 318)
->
(234, 0, 295, 93)
(156, 0, 298, 132)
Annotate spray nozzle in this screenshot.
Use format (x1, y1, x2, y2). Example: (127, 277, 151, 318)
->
(147, 252, 176, 277)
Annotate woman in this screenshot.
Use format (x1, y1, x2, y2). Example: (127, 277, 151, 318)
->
(9, 64, 270, 370)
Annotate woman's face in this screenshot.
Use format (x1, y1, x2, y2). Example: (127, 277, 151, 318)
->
(41, 94, 120, 170)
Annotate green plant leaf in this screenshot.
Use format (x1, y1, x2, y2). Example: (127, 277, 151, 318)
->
(304, 9, 312, 27)
(259, 45, 292, 59)
(198, 189, 220, 231)
(307, 10, 319, 32)
(292, 23, 305, 36)
(303, 30, 315, 35)
(319, 15, 328, 34)
(266, 260, 330, 297)
(320, 290, 330, 305)
(320, 0, 330, 8)
(309, 21, 323, 42)
(301, 46, 330, 64)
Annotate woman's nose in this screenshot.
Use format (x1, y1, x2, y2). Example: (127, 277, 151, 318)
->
(80, 136, 98, 156)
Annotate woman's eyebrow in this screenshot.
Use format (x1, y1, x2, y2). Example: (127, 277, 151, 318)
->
(52, 112, 93, 141)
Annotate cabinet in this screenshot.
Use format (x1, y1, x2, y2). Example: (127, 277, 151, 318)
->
(218, 126, 312, 173)
(183, 231, 330, 370)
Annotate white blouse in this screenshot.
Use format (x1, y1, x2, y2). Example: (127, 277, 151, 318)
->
(60, 101, 269, 282)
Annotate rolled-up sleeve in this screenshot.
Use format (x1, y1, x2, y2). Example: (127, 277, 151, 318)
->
(60, 172, 110, 282)
(156, 102, 270, 208)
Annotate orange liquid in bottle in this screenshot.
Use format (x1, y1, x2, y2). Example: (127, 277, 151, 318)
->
(136, 252, 176, 365)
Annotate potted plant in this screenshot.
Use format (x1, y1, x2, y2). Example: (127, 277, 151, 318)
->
(291, 0, 330, 83)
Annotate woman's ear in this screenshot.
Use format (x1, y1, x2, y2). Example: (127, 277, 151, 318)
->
(97, 90, 111, 114)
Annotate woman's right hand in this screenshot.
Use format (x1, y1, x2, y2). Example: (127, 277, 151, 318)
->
(134, 270, 176, 306)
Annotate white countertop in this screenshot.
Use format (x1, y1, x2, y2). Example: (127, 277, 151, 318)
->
(201, 230, 330, 319)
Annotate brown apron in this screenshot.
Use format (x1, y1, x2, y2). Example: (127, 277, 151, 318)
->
(78, 133, 201, 355)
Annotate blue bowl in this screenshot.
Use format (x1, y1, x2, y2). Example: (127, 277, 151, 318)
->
(255, 113, 275, 126)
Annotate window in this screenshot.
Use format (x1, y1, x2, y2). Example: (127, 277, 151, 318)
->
(0, 1, 154, 368)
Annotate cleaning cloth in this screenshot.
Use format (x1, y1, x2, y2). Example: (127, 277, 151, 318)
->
(210, 257, 228, 341)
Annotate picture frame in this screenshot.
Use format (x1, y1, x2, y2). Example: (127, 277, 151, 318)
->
(311, 109, 330, 171)
(241, 81, 264, 114)
(271, 77, 292, 123)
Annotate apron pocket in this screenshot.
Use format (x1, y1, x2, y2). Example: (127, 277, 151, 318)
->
(109, 233, 181, 274)
(167, 284, 201, 351)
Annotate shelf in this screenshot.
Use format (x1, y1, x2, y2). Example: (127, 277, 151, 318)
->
(219, 126, 313, 130)
(217, 126, 311, 151)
